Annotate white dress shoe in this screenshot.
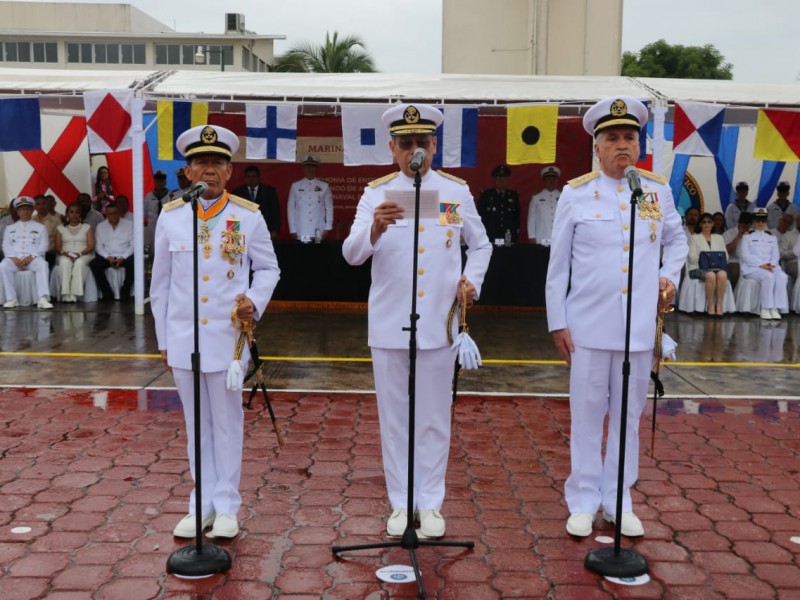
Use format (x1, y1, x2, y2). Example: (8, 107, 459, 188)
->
(173, 513, 215, 538)
(603, 511, 644, 537)
(208, 514, 239, 538)
(386, 509, 407, 537)
(418, 509, 446, 538)
(760, 309, 773, 320)
(566, 512, 594, 537)
(37, 296, 53, 309)
(770, 308, 781, 320)
(3, 300, 18, 309)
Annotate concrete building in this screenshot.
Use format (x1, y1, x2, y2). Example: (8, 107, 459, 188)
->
(442, 0, 624, 76)
(0, 1, 283, 72)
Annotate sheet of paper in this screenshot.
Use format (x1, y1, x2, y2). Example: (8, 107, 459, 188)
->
(385, 190, 440, 220)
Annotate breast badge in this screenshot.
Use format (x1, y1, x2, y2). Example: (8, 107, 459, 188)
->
(220, 217, 246, 265)
(638, 191, 662, 222)
(439, 202, 462, 226)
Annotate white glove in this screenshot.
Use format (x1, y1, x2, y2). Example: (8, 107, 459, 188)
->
(226, 359, 245, 391)
(451, 331, 482, 370)
(661, 333, 677, 362)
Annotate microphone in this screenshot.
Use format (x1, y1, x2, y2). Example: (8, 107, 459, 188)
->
(624, 165, 643, 197)
(410, 147, 427, 172)
(181, 181, 208, 202)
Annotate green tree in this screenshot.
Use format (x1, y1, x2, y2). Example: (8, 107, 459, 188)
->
(271, 31, 377, 73)
(622, 39, 733, 79)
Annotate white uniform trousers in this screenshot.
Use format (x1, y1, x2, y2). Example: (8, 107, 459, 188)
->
(744, 268, 789, 310)
(172, 368, 245, 516)
(371, 346, 456, 511)
(0, 257, 49, 301)
(565, 346, 651, 515)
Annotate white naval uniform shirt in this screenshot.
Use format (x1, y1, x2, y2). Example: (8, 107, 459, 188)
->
(766, 201, 798, 230)
(150, 193, 280, 372)
(343, 169, 492, 350)
(287, 177, 333, 240)
(741, 230, 781, 276)
(546, 170, 687, 352)
(2, 219, 47, 259)
(527, 188, 560, 243)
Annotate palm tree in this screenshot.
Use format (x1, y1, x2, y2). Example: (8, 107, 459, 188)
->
(271, 31, 377, 73)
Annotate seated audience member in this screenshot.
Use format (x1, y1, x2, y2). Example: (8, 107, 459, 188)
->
(55, 203, 95, 302)
(77, 192, 104, 231)
(779, 214, 800, 279)
(116, 195, 133, 222)
(1, 197, 53, 309)
(741, 209, 788, 320)
(711, 211, 726, 235)
(683, 207, 700, 239)
(89, 202, 134, 301)
(687, 212, 728, 316)
(723, 211, 753, 288)
(767, 181, 797, 230)
(33, 194, 61, 269)
(772, 213, 793, 243)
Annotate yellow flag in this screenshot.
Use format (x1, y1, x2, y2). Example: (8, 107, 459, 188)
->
(506, 105, 558, 165)
(157, 101, 209, 160)
(753, 109, 800, 162)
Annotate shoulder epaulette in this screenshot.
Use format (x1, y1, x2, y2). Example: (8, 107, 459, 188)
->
(568, 171, 599, 188)
(162, 198, 185, 212)
(228, 194, 259, 212)
(745, 230, 755, 234)
(638, 169, 668, 184)
(368, 172, 400, 188)
(437, 170, 467, 185)
(765, 230, 773, 235)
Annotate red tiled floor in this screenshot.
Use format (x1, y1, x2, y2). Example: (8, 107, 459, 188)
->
(0, 389, 798, 599)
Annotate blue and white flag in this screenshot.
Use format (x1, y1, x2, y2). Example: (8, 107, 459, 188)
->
(0, 97, 41, 152)
(433, 106, 478, 168)
(341, 105, 392, 166)
(245, 104, 297, 161)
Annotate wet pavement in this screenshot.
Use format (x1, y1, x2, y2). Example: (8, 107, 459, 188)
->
(0, 302, 798, 599)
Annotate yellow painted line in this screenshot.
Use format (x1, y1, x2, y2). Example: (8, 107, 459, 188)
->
(1, 351, 798, 369)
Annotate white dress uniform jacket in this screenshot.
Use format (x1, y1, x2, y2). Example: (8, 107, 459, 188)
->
(527, 188, 560, 244)
(150, 193, 280, 371)
(546, 171, 687, 352)
(1, 219, 50, 299)
(343, 169, 492, 350)
(287, 177, 333, 241)
(741, 229, 788, 311)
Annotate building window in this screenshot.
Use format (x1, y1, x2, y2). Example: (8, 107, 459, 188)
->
(156, 43, 234, 67)
(66, 42, 145, 64)
(242, 47, 250, 71)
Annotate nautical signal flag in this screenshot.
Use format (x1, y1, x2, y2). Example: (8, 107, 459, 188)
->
(341, 105, 393, 165)
(754, 108, 800, 162)
(506, 105, 558, 165)
(673, 101, 725, 156)
(245, 103, 298, 162)
(84, 89, 133, 154)
(0, 97, 41, 151)
(157, 101, 209, 160)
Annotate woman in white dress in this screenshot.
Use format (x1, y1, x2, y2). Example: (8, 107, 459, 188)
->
(55, 203, 95, 302)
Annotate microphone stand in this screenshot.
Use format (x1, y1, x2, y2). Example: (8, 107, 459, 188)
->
(167, 191, 232, 577)
(332, 168, 474, 599)
(584, 183, 648, 578)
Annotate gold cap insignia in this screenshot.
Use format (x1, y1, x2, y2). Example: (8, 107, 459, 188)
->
(403, 106, 420, 124)
(201, 126, 218, 145)
(610, 99, 628, 118)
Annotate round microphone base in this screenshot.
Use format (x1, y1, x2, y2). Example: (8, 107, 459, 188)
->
(585, 546, 647, 578)
(167, 543, 231, 579)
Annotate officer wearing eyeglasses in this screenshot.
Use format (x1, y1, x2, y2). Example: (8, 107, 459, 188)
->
(342, 103, 492, 539)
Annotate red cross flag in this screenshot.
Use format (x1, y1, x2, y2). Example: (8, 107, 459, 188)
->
(3, 113, 91, 207)
(84, 89, 133, 154)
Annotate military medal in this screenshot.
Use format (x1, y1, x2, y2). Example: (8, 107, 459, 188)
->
(649, 222, 657, 243)
(446, 229, 454, 248)
(227, 270, 235, 280)
(638, 191, 663, 222)
(220, 216, 245, 265)
(198, 223, 212, 259)
(439, 202, 462, 226)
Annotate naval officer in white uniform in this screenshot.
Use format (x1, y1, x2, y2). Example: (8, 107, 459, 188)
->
(343, 104, 492, 538)
(1, 196, 53, 309)
(741, 208, 788, 320)
(150, 124, 280, 539)
(546, 96, 687, 538)
(287, 155, 333, 242)
(527, 165, 561, 245)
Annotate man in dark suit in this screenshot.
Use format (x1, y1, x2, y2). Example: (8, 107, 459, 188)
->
(232, 165, 281, 239)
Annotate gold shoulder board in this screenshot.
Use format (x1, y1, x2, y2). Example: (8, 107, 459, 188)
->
(368, 172, 400, 189)
(162, 198, 185, 212)
(568, 171, 599, 188)
(437, 170, 467, 185)
(229, 194, 259, 211)
(638, 169, 667, 184)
